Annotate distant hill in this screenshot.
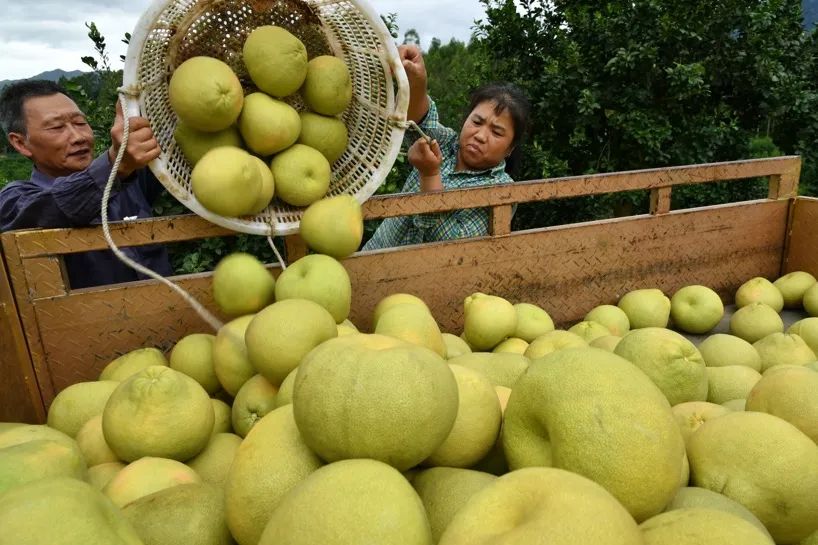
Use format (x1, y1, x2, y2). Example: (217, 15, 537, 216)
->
(0, 69, 86, 90)
(805, 0, 818, 29)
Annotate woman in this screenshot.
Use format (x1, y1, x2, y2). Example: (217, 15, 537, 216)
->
(363, 44, 530, 250)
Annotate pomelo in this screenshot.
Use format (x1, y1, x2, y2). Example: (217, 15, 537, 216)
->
(75, 415, 119, 466)
(640, 508, 774, 545)
(243, 26, 307, 98)
(100, 347, 167, 381)
(169, 56, 243, 132)
(231, 374, 278, 438)
(103, 456, 200, 508)
(447, 352, 529, 388)
(45, 380, 119, 437)
(212, 314, 256, 396)
(697, 333, 761, 370)
(186, 433, 243, 488)
(169, 333, 219, 394)
(301, 55, 353, 116)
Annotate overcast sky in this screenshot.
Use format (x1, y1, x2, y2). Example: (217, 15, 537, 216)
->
(0, 0, 489, 81)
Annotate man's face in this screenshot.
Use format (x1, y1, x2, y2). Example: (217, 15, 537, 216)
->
(10, 93, 95, 178)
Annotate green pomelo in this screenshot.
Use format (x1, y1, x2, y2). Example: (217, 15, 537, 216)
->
(186, 433, 242, 488)
(503, 347, 685, 522)
(239, 92, 301, 155)
(243, 25, 307, 97)
(248, 155, 275, 214)
(374, 302, 446, 357)
(274, 368, 297, 407)
(0, 477, 143, 545)
(76, 415, 119, 466)
(590, 334, 622, 352)
(443, 332, 472, 359)
(805, 283, 818, 316)
(122, 483, 232, 545)
(103, 456, 201, 508)
(746, 365, 818, 443)
(292, 334, 458, 471)
(664, 487, 772, 539)
(640, 508, 774, 545)
(169, 333, 219, 394)
(100, 347, 167, 381)
(524, 329, 587, 359)
(568, 320, 612, 342)
(299, 195, 363, 259)
(270, 143, 331, 207)
(688, 411, 818, 543)
(0, 424, 76, 450)
(411, 467, 496, 543)
(721, 398, 746, 411)
(232, 374, 278, 438)
(585, 304, 630, 336)
(736, 276, 785, 312)
(274, 253, 352, 323)
(174, 122, 242, 166)
(671, 401, 732, 446)
(729, 302, 784, 343)
(439, 467, 643, 545)
(213, 314, 256, 396)
(614, 327, 708, 406)
(705, 366, 762, 404)
(670, 285, 725, 334)
(169, 56, 243, 132)
(463, 292, 517, 351)
(225, 405, 323, 545)
(617, 288, 671, 329)
(191, 146, 262, 217)
(87, 462, 125, 491)
(447, 352, 529, 388)
(298, 111, 348, 163)
(788, 317, 818, 355)
(753, 332, 817, 371)
(0, 439, 86, 495)
(102, 366, 214, 462)
(491, 337, 529, 354)
(697, 333, 761, 370)
(212, 252, 275, 317)
(210, 398, 233, 435)
(301, 55, 353, 116)
(372, 293, 430, 325)
(245, 298, 338, 386)
(46, 380, 121, 437)
(513, 302, 556, 341)
(774, 271, 817, 309)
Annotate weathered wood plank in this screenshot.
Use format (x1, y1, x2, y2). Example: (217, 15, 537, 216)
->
(783, 197, 818, 277)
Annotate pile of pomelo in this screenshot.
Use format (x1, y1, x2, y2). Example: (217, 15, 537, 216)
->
(2, 246, 818, 544)
(169, 25, 352, 217)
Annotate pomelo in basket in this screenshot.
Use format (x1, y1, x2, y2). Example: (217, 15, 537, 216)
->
(168, 56, 243, 132)
(735, 276, 784, 312)
(274, 254, 351, 323)
(513, 302, 555, 341)
(774, 270, 817, 308)
(103, 456, 201, 508)
(298, 111, 349, 163)
(174, 122, 242, 166)
(270, 144, 330, 207)
(213, 314, 256, 396)
(170, 333, 219, 395)
(243, 25, 308, 98)
(301, 55, 353, 116)
(299, 195, 363, 259)
(249, 155, 275, 214)
(212, 253, 275, 317)
(239, 92, 301, 156)
(463, 292, 517, 351)
(46, 380, 119, 437)
(374, 302, 447, 357)
(191, 146, 262, 217)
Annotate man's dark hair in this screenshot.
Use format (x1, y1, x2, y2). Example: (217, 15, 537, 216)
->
(0, 80, 67, 136)
(465, 82, 531, 176)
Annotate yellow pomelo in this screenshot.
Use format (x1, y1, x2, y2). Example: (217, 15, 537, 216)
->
(274, 254, 352, 323)
(722, 398, 746, 411)
(76, 415, 119, 466)
(191, 146, 262, 217)
(299, 195, 363, 259)
(805, 283, 818, 316)
(568, 320, 612, 342)
(298, 111, 349, 163)
(513, 302, 555, 341)
(463, 292, 517, 350)
(100, 347, 167, 381)
(102, 366, 214, 462)
(585, 304, 630, 336)
(373, 293, 430, 325)
(46, 380, 119, 437)
(337, 318, 359, 336)
(293, 334, 458, 471)
(122, 483, 232, 545)
(232, 374, 278, 438)
(789, 317, 818, 354)
(245, 298, 337, 386)
(447, 352, 529, 388)
(270, 143, 331, 207)
(439, 467, 643, 545)
(174, 122, 242, 166)
(412, 467, 496, 543)
(210, 398, 233, 435)
(274, 368, 297, 407)
(212, 253, 275, 317)
(640, 508, 774, 545)
(736, 276, 785, 312)
(697, 333, 762, 370)
(243, 25, 307, 98)
(617, 288, 671, 329)
(301, 55, 353, 115)
(443, 332, 472, 358)
(746, 366, 818, 443)
(375, 302, 447, 357)
(753, 332, 816, 371)
(86, 462, 125, 491)
(669, 284, 725, 334)
(671, 401, 731, 446)
(169, 56, 243, 132)
(425, 365, 502, 468)
(248, 155, 275, 214)
(104, 456, 201, 508)
(170, 333, 219, 394)
(665, 487, 772, 540)
(0, 424, 75, 449)
(774, 270, 817, 308)
(705, 365, 761, 404)
(590, 334, 622, 352)
(503, 348, 685, 521)
(260, 459, 431, 545)
(0, 477, 144, 545)
(614, 327, 708, 406)
(213, 314, 256, 396)
(239, 92, 301, 155)
(0, 439, 86, 495)
(729, 302, 784, 343)
(491, 337, 529, 354)
(524, 329, 587, 359)
(186, 433, 243, 488)
(688, 411, 818, 543)
(225, 406, 323, 545)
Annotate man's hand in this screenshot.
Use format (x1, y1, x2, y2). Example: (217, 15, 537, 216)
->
(109, 100, 161, 179)
(398, 44, 430, 123)
(408, 138, 443, 192)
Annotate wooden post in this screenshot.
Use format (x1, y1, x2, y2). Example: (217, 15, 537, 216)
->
(650, 187, 673, 215)
(490, 205, 514, 236)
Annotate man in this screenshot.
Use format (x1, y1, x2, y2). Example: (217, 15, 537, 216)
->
(0, 80, 172, 288)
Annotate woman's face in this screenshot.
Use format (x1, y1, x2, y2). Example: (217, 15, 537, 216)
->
(457, 100, 515, 172)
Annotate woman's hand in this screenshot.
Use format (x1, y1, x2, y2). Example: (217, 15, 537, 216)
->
(408, 138, 443, 192)
(398, 44, 430, 123)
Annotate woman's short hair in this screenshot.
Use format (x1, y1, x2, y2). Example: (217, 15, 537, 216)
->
(465, 82, 531, 175)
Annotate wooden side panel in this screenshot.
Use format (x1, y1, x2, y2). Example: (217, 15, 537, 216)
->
(0, 250, 44, 423)
(344, 200, 789, 333)
(784, 197, 818, 276)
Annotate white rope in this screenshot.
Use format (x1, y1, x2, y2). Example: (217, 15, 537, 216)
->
(393, 119, 432, 144)
(267, 236, 287, 270)
(101, 90, 224, 332)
